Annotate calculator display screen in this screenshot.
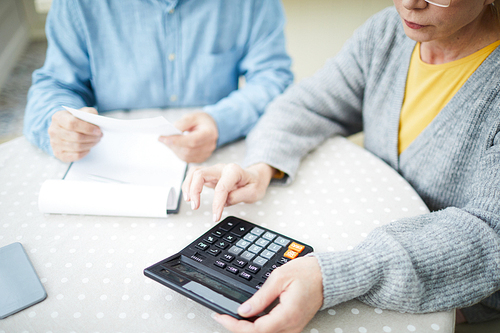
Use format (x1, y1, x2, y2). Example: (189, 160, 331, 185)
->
(172, 262, 250, 304)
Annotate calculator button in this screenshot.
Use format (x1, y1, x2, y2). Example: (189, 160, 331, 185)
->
(250, 227, 265, 236)
(248, 244, 262, 254)
(262, 271, 272, 280)
(262, 231, 277, 241)
(260, 249, 275, 260)
(195, 241, 209, 251)
(284, 249, 299, 259)
(236, 239, 251, 249)
(255, 238, 270, 247)
(207, 248, 220, 256)
(215, 241, 230, 249)
(223, 234, 236, 243)
(240, 251, 255, 261)
(222, 254, 235, 262)
(214, 260, 226, 268)
(234, 260, 247, 268)
(231, 225, 249, 237)
(267, 243, 282, 252)
(226, 266, 239, 274)
(246, 264, 260, 274)
(253, 256, 268, 266)
(278, 257, 290, 265)
(274, 236, 290, 247)
(270, 264, 279, 271)
(288, 242, 305, 253)
(239, 272, 252, 281)
(212, 230, 224, 237)
(228, 245, 244, 256)
(256, 283, 263, 289)
(243, 233, 258, 242)
(203, 235, 216, 244)
(220, 220, 238, 231)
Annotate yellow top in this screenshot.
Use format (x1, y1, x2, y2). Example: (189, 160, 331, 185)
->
(398, 40, 500, 154)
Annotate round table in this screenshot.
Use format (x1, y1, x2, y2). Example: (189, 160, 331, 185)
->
(0, 109, 454, 333)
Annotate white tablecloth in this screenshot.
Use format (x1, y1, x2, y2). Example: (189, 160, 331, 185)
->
(0, 109, 453, 333)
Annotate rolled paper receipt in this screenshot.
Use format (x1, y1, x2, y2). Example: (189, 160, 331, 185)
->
(38, 179, 176, 218)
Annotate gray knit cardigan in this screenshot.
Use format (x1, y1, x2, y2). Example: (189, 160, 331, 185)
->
(243, 7, 500, 318)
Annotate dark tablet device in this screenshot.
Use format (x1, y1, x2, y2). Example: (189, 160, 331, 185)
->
(0, 242, 47, 319)
(144, 216, 313, 320)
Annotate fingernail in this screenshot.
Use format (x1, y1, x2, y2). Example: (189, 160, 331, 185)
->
(238, 302, 251, 315)
(191, 201, 196, 210)
(183, 192, 189, 201)
(213, 214, 218, 222)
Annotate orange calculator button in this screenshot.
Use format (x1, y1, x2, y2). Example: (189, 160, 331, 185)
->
(288, 242, 305, 253)
(284, 249, 299, 260)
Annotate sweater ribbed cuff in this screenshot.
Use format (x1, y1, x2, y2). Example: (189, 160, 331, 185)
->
(311, 249, 381, 310)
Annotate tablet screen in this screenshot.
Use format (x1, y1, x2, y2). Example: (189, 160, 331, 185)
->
(0, 242, 47, 319)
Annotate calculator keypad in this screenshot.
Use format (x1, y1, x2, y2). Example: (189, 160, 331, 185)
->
(189, 218, 312, 289)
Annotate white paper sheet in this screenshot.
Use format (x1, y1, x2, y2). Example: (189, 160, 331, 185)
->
(63, 106, 182, 136)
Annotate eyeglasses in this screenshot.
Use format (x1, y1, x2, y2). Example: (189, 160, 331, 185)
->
(425, 0, 451, 7)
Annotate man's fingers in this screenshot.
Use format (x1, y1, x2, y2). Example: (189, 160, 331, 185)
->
(161, 113, 203, 148)
(160, 130, 207, 149)
(80, 107, 98, 115)
(51, 137, 100, 152)
(50, 125, 102, 144)
(158, 112, 218, 163)
(53, 110, 101, 136)
(53, 149, 91, 163)
(159, 132, 216, 163)
(173, 113, 197, 132)
(49, 108, 101, 163)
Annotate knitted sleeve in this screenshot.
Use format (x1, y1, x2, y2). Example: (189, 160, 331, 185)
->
(314, 122, 500, 312)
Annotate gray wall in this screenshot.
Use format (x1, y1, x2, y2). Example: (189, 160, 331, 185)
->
(0, 0, 46, 92)
(0, 0, 29, 91)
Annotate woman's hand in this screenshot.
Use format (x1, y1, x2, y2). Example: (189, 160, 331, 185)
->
(48, 107, 102, 163)
(214, 256, 324, 333)
(182, 163, 276, 222)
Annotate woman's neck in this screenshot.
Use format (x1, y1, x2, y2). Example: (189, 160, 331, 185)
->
(420, 6, 500, 64)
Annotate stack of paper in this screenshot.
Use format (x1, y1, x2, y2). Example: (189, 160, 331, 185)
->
(38, 107, 187, 217)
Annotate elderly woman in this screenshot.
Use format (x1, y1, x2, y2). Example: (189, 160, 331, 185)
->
(183, 0, 500, 332)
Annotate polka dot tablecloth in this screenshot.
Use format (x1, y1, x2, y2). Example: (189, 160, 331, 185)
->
(0, 109, 453, 333)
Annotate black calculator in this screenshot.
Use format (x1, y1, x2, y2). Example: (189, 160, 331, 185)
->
(144, 216, 313, 320)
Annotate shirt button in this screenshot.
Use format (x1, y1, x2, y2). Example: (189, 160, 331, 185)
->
(168, 53, 175, 61)
(170, 95, 177, 102)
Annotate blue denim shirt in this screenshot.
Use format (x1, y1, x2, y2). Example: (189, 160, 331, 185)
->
(24, 0, 293, 155)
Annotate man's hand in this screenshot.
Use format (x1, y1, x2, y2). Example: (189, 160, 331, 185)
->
(159, 112, 218, 163)
(48, 107, 102, 163)
(182, 163, 276, 222)
(214, 256, 324, 333)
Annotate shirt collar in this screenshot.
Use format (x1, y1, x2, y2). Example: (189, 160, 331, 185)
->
(160, 0, 179, 9)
